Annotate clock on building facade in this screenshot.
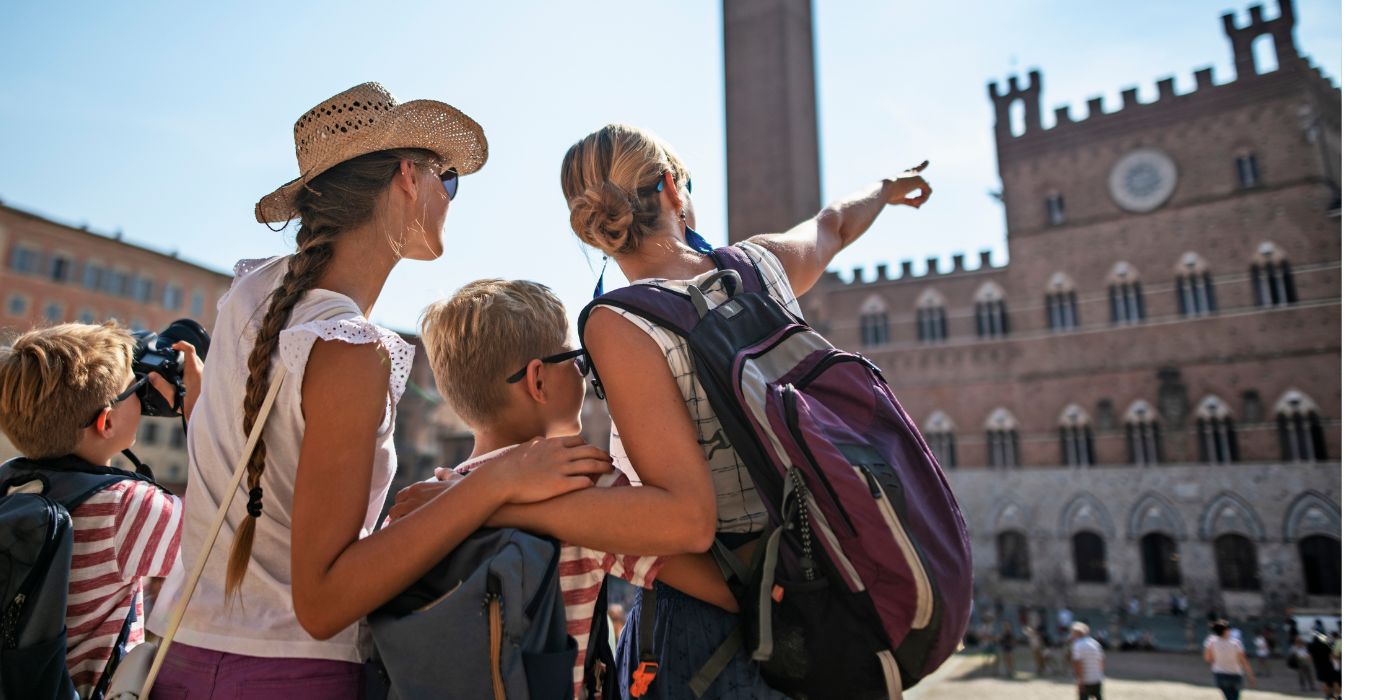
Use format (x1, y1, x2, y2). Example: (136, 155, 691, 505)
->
(1108, 147, 1178, 213)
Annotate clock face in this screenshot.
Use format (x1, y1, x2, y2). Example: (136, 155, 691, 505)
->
(1108, 148, 1178, 213)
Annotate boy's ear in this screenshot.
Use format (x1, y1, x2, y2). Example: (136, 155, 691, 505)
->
(92, 407, 116, 439)
(524, 359, 548, 404)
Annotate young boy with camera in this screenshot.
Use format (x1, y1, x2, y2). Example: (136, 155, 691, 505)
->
(0, 321, 202, 697)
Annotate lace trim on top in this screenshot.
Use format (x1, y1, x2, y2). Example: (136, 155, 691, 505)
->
(278, 317, 415, 406)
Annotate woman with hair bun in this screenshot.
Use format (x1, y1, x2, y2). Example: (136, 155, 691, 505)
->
(484, 123, 932, 697)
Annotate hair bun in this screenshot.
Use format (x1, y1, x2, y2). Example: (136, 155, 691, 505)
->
(569, 181, 639, 255)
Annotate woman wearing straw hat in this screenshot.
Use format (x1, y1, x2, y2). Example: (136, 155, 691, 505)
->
(145, 83, 612, 698)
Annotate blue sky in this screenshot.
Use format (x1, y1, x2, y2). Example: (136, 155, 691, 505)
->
(0, 0, 1340, 332)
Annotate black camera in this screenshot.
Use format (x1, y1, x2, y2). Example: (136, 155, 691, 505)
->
(131, 318, 210, 417)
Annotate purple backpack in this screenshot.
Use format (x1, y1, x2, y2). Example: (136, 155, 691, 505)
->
(579, 246, 972, 699)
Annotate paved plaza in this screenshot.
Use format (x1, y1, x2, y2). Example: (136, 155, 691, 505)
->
(910, 648, 1328, 699)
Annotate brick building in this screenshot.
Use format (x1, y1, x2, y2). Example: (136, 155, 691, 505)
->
(0, 202, 232, 486)
(798, 0, 1340, 620)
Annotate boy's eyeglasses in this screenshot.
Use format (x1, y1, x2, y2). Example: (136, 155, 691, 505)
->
(505, 349, 588, 384)
(440, 168, 459, 200)
(87, 374, 150, 427)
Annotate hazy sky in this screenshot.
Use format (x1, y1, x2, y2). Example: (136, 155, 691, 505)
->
(0, 0, 1340, 332)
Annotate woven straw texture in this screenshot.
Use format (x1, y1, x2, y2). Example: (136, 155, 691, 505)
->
(255, 82, 487, 223)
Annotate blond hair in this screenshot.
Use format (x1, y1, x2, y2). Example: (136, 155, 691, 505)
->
(0, 322, 133, 458)
(420, 279, 569, 427)
(560, 124, 690, 256)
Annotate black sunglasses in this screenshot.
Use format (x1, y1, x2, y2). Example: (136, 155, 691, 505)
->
(505, 349, 588, 384)
(87, 374, 150, 427)
(440, 168, 459, 200)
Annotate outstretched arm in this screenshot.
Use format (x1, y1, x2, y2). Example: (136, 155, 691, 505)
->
(748, 161, 931, 296)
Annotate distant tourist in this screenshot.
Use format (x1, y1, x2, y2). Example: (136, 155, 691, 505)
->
(1307, 631, 1339, 698)
(1025, 625, 1048, 676)
(999, 621, 1017, 678)
(1069, 621, 1105, 700)
(1059, 605, 1074, 638)
(1203, 620, 1257, 700)
(1252, 632, 1271, 676)
(1288, 635, 1315, 691)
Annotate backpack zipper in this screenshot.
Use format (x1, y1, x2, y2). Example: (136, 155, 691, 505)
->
(781, 385, 857, 536)
(2, 497, 64, 649)
(854, 465, 935, 630)
(485, 573, 506, 700)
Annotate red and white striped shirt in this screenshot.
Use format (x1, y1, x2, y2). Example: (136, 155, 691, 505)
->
(66, 479, 182, 695)
(447, 460, 662, 697)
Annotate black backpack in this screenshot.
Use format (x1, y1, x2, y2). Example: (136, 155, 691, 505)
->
(0, 456, 164, 700)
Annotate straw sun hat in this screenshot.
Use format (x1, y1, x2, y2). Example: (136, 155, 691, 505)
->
(254, 82, 488, 224)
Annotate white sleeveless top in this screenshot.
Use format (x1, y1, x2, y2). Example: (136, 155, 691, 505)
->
(597, 242, 801, 535)
(148, 256, 413, 663)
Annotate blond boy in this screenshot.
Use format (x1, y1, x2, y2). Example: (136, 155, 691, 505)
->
(0, 322, 200, 697)
(400, 280, 734, 696)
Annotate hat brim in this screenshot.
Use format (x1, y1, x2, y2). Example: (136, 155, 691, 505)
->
(255, 99, 488, 224)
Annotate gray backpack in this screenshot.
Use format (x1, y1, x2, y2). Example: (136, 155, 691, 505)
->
(367, 528, 576, 700)
(0, 456, 161, 700)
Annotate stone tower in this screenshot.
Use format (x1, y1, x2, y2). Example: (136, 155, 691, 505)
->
(722, 0, 822, 242)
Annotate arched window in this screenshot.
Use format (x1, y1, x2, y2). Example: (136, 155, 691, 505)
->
(975, 283, 1009, 338)
(1214, 534, 1261, 591)
(1140, 532, 1182, 586)
(859, 295, 890, 346)
(1059, 404, 1096, 466)
(915, 289, 947, 343)
(1045, 191, 1066, 226)
(1251, 242, 1297, 307)
(1045, 273, 1079, 332)
(1073, 531, 1109, 583)
(1124, 400, 1163, 465)
(996, 530, 1031, 580)
(1107, 262, 1146, 325)
(1176, 253, 1217, 317)
(923, 411, 957, 469)
(1196, 396, 1240, 465)
(1275, 390, 1328, 462)
(1298, 535, 1341, 596)
(985, 409, 1020, 468)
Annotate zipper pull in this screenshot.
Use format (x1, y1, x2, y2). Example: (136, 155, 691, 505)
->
(857, 465, 882, 499)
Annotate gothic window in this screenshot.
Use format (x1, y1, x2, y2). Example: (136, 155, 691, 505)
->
(82, 262, 105, 291)
(1046, 192, 1066, 226)
(1196, 396, 1240, 465)
(1175, 253, 1217, 317)
(997, 531, 1032, 580)
(107, 269, 130, 297)
(1214, 534, 1261, 591)
(42, 301, 63, 323)
(985, 409, 1020, 468)
(191, 290, 206, 317)
(923, 411, 957, 469)
(163, 283, 185, 312)
(1045, 273, 1079, 332)
(132, 277, 154, 303)
(975, 282, 1009, 338)
(1124, 400, 1164, 466)
(1107, 262, 1145, 325)
(1251, 242, 1297, 307)
(1073, 531, 1109, 583)
(1059, 404, 1096, 466)
(859, 295, 890, 346)
(1235, 153, 1261, 189)
(1140, 532, 1183, 587)
(1275, 390, 1329, 462)
(142, 423, 160, 445)
(6, 294, 29, 317)
(1298, 535, 1341, 596)
(915, 289, 947, 343)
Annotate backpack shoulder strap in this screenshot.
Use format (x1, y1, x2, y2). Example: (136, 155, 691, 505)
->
(0, 456, 139, 511)
(710, 244, 769, 296)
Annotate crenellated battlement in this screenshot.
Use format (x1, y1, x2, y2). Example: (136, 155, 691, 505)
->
(986, 0, 1331, 148)
(821, 248, 1009, 286)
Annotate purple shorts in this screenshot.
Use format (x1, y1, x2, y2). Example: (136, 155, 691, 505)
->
(150, 642, 364, 700)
